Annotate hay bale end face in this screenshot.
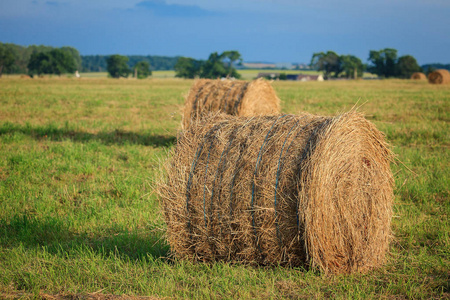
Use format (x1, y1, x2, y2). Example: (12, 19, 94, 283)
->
(428, 69, 450, 84)
(410, 72, 427, 80)
(159, 111, 394, 274)
(182, 78, 280, 129)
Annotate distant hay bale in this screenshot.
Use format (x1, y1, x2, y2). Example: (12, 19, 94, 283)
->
(159, 111, 394, 274)
(182, 78, 280, 129)
(428, 69, 450, 84)
(410, 72, 426, 80)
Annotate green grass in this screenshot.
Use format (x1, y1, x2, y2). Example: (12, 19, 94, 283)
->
(8, 69, 376, 80)
(0, 77, 448, 299)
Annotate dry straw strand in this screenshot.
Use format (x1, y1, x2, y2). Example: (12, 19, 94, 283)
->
(182, 78, 280, 129)
(428, 69, 450, 84)
(159, 110, 394, 274)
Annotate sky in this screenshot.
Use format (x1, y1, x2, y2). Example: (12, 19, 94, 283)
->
(0, 0, 449, 65)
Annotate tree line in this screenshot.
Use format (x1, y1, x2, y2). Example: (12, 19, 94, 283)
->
(0, 42, 82, 77)
(105, 55, 151, 79)
(1, 42, 448, 79)
(81, 55, 179, 72)
(310, 48, 424, 79)
(104, 51, 242, 80)
(174, 48, 442, 80)
(0, 42, 177, 77)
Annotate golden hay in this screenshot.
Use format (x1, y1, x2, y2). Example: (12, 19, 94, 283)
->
(428, 69, 450, 84)
(182, 78, 280, 129)
(410, 72, 426, 80)
(158, 111, 394, 274)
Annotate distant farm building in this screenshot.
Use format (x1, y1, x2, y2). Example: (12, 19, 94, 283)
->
(257, 72, 280, 79)
(257, 73, 324, 81)
(286, 74, 324, 81)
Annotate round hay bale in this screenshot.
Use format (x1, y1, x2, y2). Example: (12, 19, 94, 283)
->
(159, 111, 394, 274)
(428, 69, 450, 84)
(410, 72, 426, 80)
(182, 78, 280, 129)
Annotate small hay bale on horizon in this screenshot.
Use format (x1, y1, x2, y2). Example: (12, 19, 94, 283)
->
(158, 111, 394, 274)
(182, 78, 280, 129)
(428, 69, 450, 84)
(410, 72, 427, 80)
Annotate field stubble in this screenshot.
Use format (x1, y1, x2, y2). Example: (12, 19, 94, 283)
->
(0, 77, 448, 299)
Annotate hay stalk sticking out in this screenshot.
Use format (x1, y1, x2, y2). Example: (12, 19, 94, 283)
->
(159, 111, 394, 274)
(182, 78, 280, 129)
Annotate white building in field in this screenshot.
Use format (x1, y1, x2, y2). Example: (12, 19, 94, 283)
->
(286, 74, 324, 81)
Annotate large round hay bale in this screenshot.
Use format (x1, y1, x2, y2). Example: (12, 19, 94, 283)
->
(182, 78, 280, 129)
(159, 111, 394, 274)
(428, 69, 450, 84)
(410, 72, 426, 80)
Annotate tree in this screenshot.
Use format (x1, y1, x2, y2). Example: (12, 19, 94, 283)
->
(61, 46, 82, 71)
(200, 52, 228, 79)
(340, 55, 364, 78)
(367, 48, 398, 78)
(48, 49, 76, 75)
(106, 55, 130, 78)
(396, 55, 421, 78)
(27, 48, 76, 76)
(174, 51, 242, 79)
(174, 57, 202, 78)
(278, 73, 287, 80)
(221, 50, 242, 77)
(28, 52, 51, 76)
(0, 44, 15, 77)
(310, 51, 342, 79)
(200, 51, 241, 79)
(134, 61, 151, 79)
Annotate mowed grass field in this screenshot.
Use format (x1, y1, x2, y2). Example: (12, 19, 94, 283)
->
(0, 77, 448, 299)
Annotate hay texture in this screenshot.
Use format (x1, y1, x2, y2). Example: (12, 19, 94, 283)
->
(159, 111, 394, 274)
(182, 78, 280, 129)
(410, 72, 427, 80)
(428, 69, 450, 84)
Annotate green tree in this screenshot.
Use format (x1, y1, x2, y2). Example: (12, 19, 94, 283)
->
(310, 51, 342, 79)
(340, 55, 364, 78)
(49, 49, 76, 75)
(367, 48, 398, 78)
(200, 52, 227, 79)
(61, 46, 82, 71)
(396, 55, 421, 78)
(134, 61, 151, 79)
(0, 44, 15, 77)
(278, 73, 287, 80)
(221, 50, 242, 77)
(28, 52, 52, 76)
(174, 57, 202, 79)
(106, 55, 130, 78)
(174, 51, 242, 79)
(27, 49, 76, 76)
(200, 51, 241, 79)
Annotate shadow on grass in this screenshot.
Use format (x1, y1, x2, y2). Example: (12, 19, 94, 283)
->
(0, 214, 169, 261)
(0, 122, 176, 148)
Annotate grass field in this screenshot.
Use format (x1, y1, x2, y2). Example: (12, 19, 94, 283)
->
(11, 69, 375, 80)
(0, 77, 448, 299)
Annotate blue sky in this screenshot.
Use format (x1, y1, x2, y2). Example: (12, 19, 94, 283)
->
(0, 0, 449, 64)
